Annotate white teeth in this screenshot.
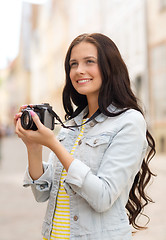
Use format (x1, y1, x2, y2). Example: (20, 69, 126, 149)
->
(77, 79, 90, 83)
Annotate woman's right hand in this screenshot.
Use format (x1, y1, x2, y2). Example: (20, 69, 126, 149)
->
(14, 105, 42, 151)
(14, 105, 43, 180)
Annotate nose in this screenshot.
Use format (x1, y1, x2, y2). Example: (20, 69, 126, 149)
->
(76, 63, 85, 74)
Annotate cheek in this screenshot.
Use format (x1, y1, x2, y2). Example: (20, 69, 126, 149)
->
(91, 66, 101, 78)
(69, 70, 74, 82)
(69, 71, 76, 88)
(94, 69, 102, 86)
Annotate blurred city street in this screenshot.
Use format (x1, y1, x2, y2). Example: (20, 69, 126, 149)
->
(0, 136, 166, 240)
(0, 1, 166, 239)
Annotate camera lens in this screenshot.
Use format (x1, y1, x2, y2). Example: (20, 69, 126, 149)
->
(23, 114, 30, 126)
(21, 111, 33, 130)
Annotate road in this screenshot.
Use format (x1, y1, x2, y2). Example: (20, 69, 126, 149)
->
(0, 136, 166, 240)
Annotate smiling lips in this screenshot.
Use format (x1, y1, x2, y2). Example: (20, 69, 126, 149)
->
(77, 78, 92, 84)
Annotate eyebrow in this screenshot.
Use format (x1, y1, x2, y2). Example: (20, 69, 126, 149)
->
(69, 56, 97, 63)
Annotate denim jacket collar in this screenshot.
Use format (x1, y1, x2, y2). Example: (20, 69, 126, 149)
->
(73, 104, 121, 126)
(73, 106, 107, 126)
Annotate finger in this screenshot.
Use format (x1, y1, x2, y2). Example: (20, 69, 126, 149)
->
(30, 111, 43, 130)
(14, 112, 22, 126)
(15, 116, 21, 133)
(19, 104, 28, 112)
(15, 118, 26, 137)
(17, 118, 28, 135)
(19, 104, 33, 112)
(15, 119, 25, 138)
(15, 104, 30, 126)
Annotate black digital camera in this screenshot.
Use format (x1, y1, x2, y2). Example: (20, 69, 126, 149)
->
(21, 103, 54, 131)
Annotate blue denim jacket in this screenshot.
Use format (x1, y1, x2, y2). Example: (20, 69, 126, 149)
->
(23, 106, 148, 240)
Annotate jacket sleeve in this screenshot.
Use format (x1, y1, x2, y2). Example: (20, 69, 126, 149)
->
(63, 110, 148, 213)
(23, 151, 55, 202)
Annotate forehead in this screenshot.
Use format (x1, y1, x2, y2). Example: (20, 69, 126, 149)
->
(70, 42, 97, 59)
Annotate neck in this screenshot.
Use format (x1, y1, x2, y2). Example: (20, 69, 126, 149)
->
(86, 95, 99, 118)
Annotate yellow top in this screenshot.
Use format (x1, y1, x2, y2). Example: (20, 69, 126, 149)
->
(43, 119, 87, 240)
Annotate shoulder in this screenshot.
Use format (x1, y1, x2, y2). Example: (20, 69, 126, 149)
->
(103, 108, 147, 134)
(106, 105, 146, 124)
(113, 109, 147, 141)
(122, 109, 146, 128)
(122, 108, 145, 119)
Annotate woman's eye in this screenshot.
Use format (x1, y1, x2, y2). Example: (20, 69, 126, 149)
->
(87, 59, 95, 64)
(70, 62, 77, 67)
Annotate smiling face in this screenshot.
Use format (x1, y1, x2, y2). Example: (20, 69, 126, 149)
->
(69, 42, 102, 101)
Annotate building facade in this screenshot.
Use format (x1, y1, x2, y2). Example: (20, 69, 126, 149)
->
(147, 0, 166, 152)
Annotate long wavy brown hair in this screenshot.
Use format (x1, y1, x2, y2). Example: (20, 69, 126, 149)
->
(63, 33, 156, 230)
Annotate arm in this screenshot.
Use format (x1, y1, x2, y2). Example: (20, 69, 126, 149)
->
(15, 109, 75, 202)
(14, 108, 44, 180)
(23, 154, 54, 202)
(15, 110, 74, 173)
(27, 146, 43, 180)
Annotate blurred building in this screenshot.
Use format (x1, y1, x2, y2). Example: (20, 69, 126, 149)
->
(147, 0, 166, 152)
(0, 68, 11, 135)
(100, 0, 150, 114)
(102, 0, 166, 153)
(0, 61, 22, 135)
(0, 0, 165, 152)
(17, 1, 68, 118)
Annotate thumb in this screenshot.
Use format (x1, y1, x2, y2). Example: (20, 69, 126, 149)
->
(30, 110, 43, 129)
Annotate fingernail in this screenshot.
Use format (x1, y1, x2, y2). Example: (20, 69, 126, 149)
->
(30, 110, 35, 117)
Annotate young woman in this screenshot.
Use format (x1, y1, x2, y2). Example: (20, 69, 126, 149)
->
(15, 33, 156, 240)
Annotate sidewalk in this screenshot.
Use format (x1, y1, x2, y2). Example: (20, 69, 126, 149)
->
(0, 136, 49, 240)
(0, 136, 166, 240)
(134, 151, 166, 240)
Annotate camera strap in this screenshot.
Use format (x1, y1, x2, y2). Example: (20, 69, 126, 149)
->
(48, 107, 101, 130)
(47, 108, 69, 129)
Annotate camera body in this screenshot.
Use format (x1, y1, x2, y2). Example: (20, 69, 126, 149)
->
(21, 103, 54, 131)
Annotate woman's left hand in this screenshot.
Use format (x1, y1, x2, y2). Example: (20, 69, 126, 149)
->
(15, 110, 56, 149)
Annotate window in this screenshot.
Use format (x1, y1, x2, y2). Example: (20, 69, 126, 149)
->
(135, 75, 142, 98)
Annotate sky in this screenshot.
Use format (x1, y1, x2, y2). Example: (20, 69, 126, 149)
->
(0, 0, 47, 70)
